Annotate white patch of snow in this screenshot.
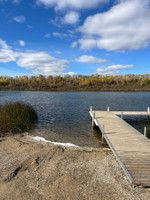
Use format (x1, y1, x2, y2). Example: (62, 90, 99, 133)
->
(30, 135, 111, 150)
(32, 136, 79, 147)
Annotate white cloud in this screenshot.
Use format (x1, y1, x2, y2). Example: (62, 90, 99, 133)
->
(78, 0, 150, 51)
(53, 32, 68, 39)
(67, 30, 76, 38)
(0, 39, 9, 49)
(19, 40, 26, 46)
(53, 31, 75, 40)
(13, 0, 21, 4)
(16, 52, 69, 75)
(0, 49, 16, 63)
(0, 0, 21, 3)
(78, 38, 97, 50)
(44, 33, 50, 38)
(66, 72, 77, 76)
(48, 17, 61, 28)
(73, 55, 107, 64)
(71, 41, 78, 48)
(95, 64, 134, 75)
(13, 15, 26, 23)
(0, 39, 16, 62)
(36, 0, 109, 10)
(62, 11, 80, 25)
(54, 51, 62, 54)
(0, 39, 69, 75)
(27, 25, 33, 29)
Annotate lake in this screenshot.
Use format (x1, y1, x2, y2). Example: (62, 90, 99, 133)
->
(0, 91, 150, 147)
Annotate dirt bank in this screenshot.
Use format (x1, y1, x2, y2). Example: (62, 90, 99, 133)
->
(0, 135, 150, 200)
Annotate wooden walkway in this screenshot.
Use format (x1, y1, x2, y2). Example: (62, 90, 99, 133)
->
(90, 109, 150, 187)
(112, 111, 150, 116)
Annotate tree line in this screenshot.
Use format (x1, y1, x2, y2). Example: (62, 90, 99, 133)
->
(0, 74, 150, 91)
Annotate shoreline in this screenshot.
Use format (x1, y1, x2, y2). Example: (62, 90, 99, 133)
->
(0, 134, 150, 199)
(1, 89, 150, 92)
(29, 134, 111, 151)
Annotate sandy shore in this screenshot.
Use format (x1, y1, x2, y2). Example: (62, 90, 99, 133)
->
(0, 134, 150, 200)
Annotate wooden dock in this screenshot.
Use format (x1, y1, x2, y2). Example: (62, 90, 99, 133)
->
(90, 108, 150, 187)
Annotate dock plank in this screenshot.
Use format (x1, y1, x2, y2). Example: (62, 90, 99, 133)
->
(90, 110, 150, 187)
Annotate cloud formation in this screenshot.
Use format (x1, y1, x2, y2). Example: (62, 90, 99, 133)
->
(62, 12, 80, 25)
(53, 32, 68, 39)
(54, 51, 62, 54)
(95, 64, 134, 75)
(27, 25, 33, 29)
(44, 33, 51, 38)
(19, 40, 26, 46)
(16, 52, 69, 75)
(78, 39, 97, 50)
(73, 55, 107, 64)
(53, 31, 75, 39)
(0, 39, 69, 75)
(0, 39, 16, 63)
(67, 72, 77, 76)
(0, 0, 21, 3)
(71, 41, 78, 48)
(36, 0, 109, 10)
(13, 15, 26, 23)
(77, 0, 150, 51)
(12, 0, 21, 4)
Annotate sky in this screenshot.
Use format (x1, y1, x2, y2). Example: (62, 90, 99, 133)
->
(0, 0, 150, 77)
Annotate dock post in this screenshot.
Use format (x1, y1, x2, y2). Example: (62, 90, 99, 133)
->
(90, 106, 92, 112)
(92, 111, 95, 127)
(107, 107, 110, 112)
(102, 125, 104, 145)
(121, 112, 123, 119)
(144, 127, 147, 137)
(147, 107, 150, 113)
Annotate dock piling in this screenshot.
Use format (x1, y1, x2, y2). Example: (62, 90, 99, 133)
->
(102, 125, 104, 145)
(90, 106, 92, 112)
(107, 107, 110, 112)
(121, 111, 123, 119)
(92, 111, 95, 127)
(147, 107, 150, 112)
(144, 126, 147, 137)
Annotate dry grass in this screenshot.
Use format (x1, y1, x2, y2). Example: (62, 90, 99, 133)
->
(0, 102, 37, 135)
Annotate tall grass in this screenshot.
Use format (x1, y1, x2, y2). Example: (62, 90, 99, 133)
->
(0, 102, 38, 136)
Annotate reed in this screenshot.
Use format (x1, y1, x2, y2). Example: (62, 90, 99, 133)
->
(0, 102, 38, 135)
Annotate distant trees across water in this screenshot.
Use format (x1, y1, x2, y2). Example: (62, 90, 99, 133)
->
(0, 74, 150, 91)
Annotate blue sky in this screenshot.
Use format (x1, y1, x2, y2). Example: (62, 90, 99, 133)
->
(0, 0, 150, 76)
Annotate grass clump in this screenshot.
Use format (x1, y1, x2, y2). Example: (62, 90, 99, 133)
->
(0, 102, 38, 136)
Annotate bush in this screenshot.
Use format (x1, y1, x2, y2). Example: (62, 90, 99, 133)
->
(0, 102, 38, 136)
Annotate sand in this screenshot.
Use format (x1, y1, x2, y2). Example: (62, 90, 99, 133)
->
(0, 134, 150, 200)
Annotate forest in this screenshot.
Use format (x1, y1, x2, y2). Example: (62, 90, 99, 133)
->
(0, 74, 150, 91)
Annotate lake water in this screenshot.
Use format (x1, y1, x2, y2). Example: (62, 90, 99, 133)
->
(0, 91, 150, 147)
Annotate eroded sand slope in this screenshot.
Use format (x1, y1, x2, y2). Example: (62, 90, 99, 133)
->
(0, 135, 150, 200)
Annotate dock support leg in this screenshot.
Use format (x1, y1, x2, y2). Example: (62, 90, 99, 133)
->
(102, 125, 104, 145)
(144, 127, 147, 137)
(107, 107, 110, 112)
(90, 106, 92, 112)
(121, 112, 123, 119)
(147, 107, 150, 119)
(92, 111, 95, 127)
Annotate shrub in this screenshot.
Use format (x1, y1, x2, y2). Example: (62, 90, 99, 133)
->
(0, 102, 38, 136)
